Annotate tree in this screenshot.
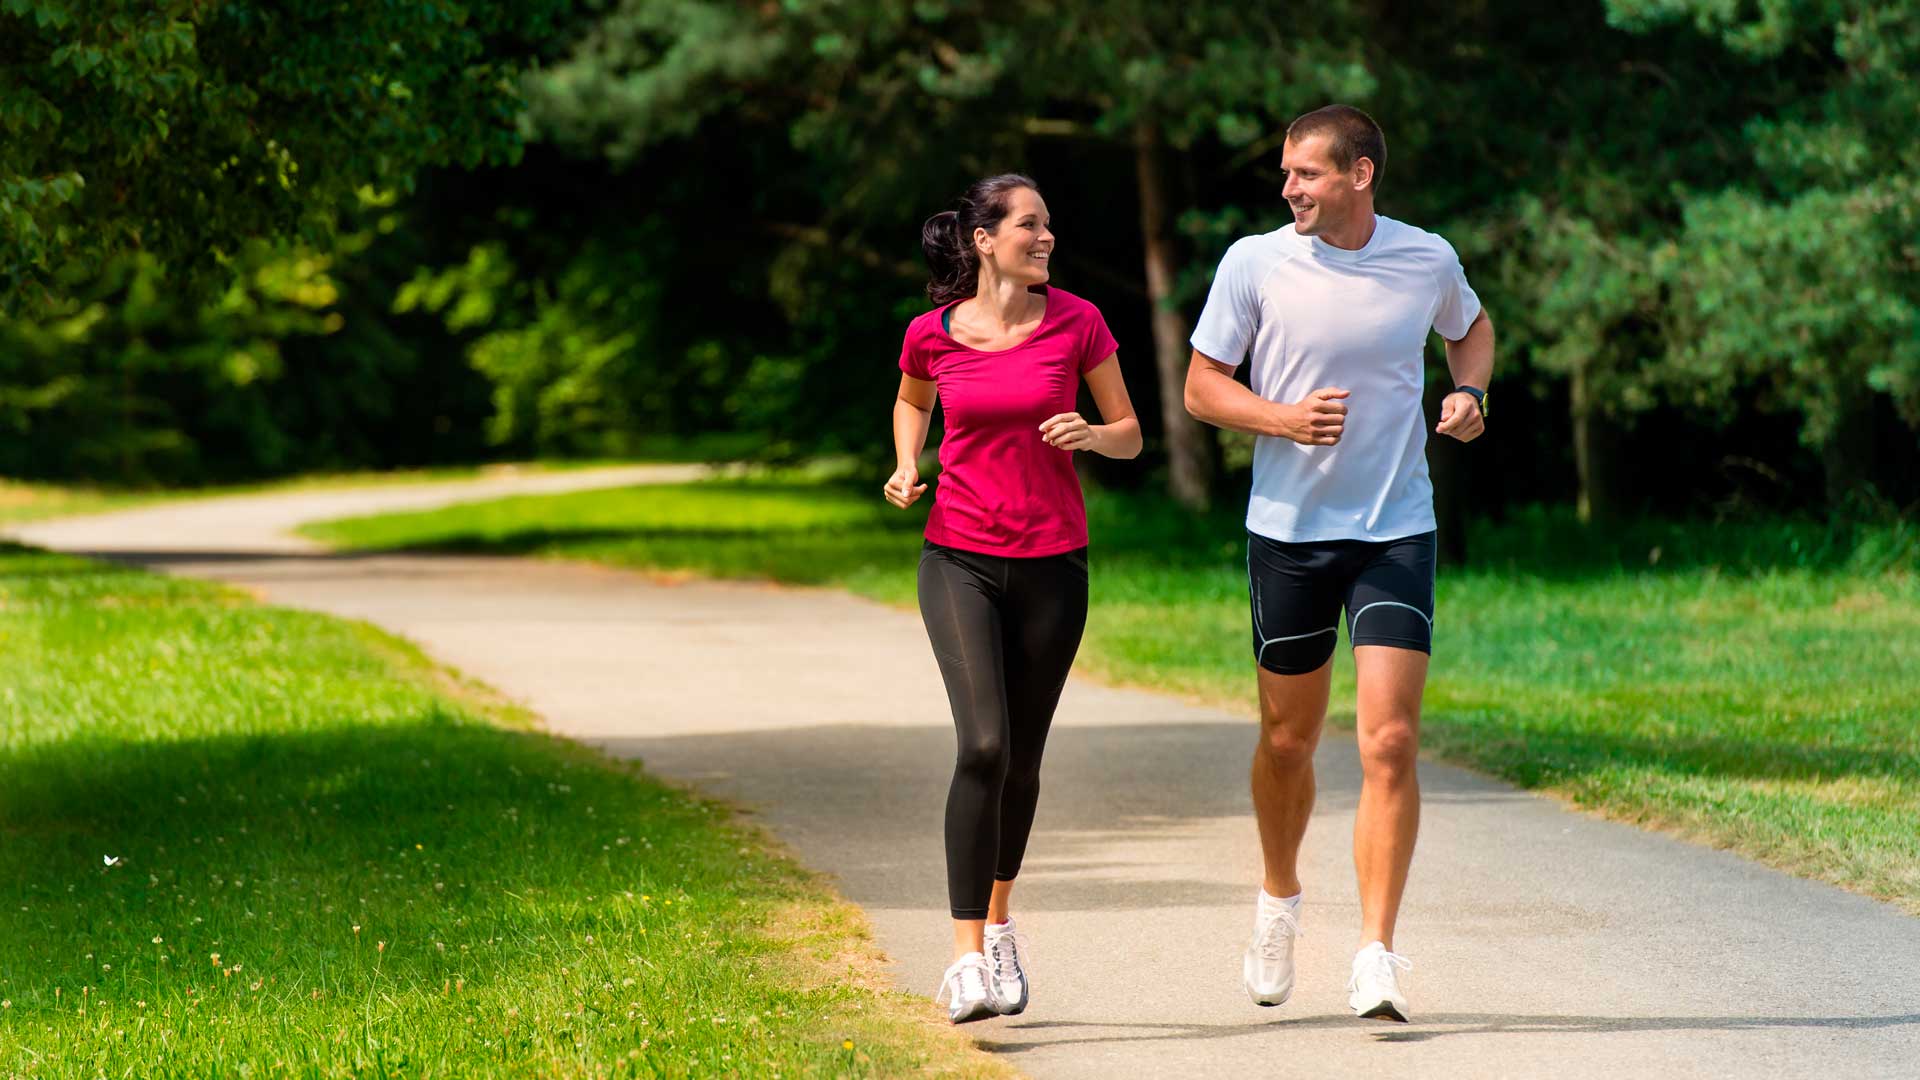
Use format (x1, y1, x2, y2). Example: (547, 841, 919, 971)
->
(1363, 0, 1920, 517)
(1, 0, 568, 317)
(997, 1, 1376, 508)
(1609, 0, 1920, 507)
(519, 0, 1376, 507)
(0, 0, 568, 482)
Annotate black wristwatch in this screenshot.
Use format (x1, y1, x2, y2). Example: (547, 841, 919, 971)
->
(1455, 385, 1488, 419)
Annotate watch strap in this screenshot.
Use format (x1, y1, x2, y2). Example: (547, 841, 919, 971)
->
(1455, 384, 1487, 418)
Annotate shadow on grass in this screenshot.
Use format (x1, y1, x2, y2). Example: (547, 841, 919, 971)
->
(1426, 721, 1920, 787)
(0, 714, 759, 1006)
(1456, 506, 1920, 581)
(301, 478, 1917, 586)
(316, 525, 927, 561)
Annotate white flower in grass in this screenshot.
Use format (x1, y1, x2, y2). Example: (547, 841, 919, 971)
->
(103, 856, 121, 867)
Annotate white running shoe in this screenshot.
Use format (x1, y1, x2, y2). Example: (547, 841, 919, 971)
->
(1348, 941, 1412, 1022)
(936, 952, 997, 1024)
(984, 919, 1031, 1015)
(1242, 893, 1303, 1006)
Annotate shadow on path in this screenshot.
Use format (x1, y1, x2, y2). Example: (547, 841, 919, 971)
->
(974, 1012, 1920, 1053)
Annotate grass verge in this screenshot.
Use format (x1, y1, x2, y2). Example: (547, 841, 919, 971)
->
(304, 476, 1920, 915)
(0, 461, 713, 528)
(0, 544, 1015, 1079)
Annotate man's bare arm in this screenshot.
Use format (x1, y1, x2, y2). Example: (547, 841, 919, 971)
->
(1436, 310, 1493, 443)
(1184, 350, 1348, 446)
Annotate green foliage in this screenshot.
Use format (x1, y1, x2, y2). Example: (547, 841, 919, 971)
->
(519, 0, 789, 161)
(391, 221, 756, 458)
(1, 0, 569, 316)
(0, 243, 342, 481)
(8, 0, 1916, 509)
(1, 1, 566, 481)
(506, 0, 1384, 467)
(1656, 180, 1920, 443)
(1456, 0, 1920, 490)
(1620, 0, 1920, 443)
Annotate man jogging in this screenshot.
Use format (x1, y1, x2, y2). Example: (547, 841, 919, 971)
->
(1183, 104, 1493, 1023)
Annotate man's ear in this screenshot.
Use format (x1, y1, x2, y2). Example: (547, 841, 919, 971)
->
(1353, 156, 1376, 192)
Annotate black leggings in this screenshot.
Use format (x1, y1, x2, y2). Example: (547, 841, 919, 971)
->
(918, 541, 1088, 920)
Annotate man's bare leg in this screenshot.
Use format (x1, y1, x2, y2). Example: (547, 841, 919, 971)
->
(1253, 660, 1333, 897)
(1351, 645, 1428, 950)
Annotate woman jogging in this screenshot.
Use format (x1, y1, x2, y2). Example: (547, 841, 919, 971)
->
(885, 173, 1141, 1023)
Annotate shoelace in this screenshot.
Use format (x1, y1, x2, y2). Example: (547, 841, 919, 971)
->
(935, 958, 989, 1006)
(1252, 905, 1304, 961)
(986, 927, 1033, 985)
(1348, 948, 1412, 993)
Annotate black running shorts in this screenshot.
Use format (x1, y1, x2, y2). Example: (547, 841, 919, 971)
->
(1246, 529, 1436, 675)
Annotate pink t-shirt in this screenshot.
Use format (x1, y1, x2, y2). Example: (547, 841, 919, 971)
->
(898, 285, 1118, 557)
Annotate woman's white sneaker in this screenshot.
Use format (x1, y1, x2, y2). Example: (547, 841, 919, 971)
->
(984, 919, 1031, 1015)
(1347, 941, 1412, 1022)
(1242, 891, 1303, 1006)
(936, 952, 997, 1024)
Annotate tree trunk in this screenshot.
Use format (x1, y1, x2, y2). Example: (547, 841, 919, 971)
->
(1570, 358, 1619, 524)
(1820, 383, 1876, 512)
(1134, 121, 1215, 510)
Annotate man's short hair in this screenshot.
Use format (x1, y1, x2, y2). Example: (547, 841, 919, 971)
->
(1286, 105, 1386, 192)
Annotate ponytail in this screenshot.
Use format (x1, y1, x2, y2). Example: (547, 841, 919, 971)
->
(921, 210, 975, 306)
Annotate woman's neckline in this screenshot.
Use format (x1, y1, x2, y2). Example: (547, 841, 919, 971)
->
(939, 285, 1052, 354)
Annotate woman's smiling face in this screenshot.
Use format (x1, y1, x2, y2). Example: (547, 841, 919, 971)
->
(975, 186, 1053, 286)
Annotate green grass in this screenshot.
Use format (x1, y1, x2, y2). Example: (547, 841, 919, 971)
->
(0, 481, 158, 525)
(306, 477, 1920, 914)
(0, 545, 1012, 1079)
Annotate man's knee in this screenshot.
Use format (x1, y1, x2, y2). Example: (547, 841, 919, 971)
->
(1257, 719, 1319, 768)
(1357, 718, 1418, 780)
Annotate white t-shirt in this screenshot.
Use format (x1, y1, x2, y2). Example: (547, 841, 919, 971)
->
(1190, 215, 1481, 543)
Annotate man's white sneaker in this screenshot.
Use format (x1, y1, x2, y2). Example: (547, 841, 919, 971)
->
(1242, 892, 1303, 1006)
(936, 952, 997, 1024)
(1347, 941, 1412, 1022)
(984, 919, 1031, 1015)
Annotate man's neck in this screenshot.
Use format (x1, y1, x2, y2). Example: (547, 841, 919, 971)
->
(1316, 209, 1378, 252)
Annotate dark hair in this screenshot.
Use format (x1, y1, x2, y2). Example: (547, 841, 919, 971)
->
(1286, 104, 1386, 193)
(921, 173, 1039, 305)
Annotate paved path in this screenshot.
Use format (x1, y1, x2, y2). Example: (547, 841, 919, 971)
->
(9, 473, 1918, 1080)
